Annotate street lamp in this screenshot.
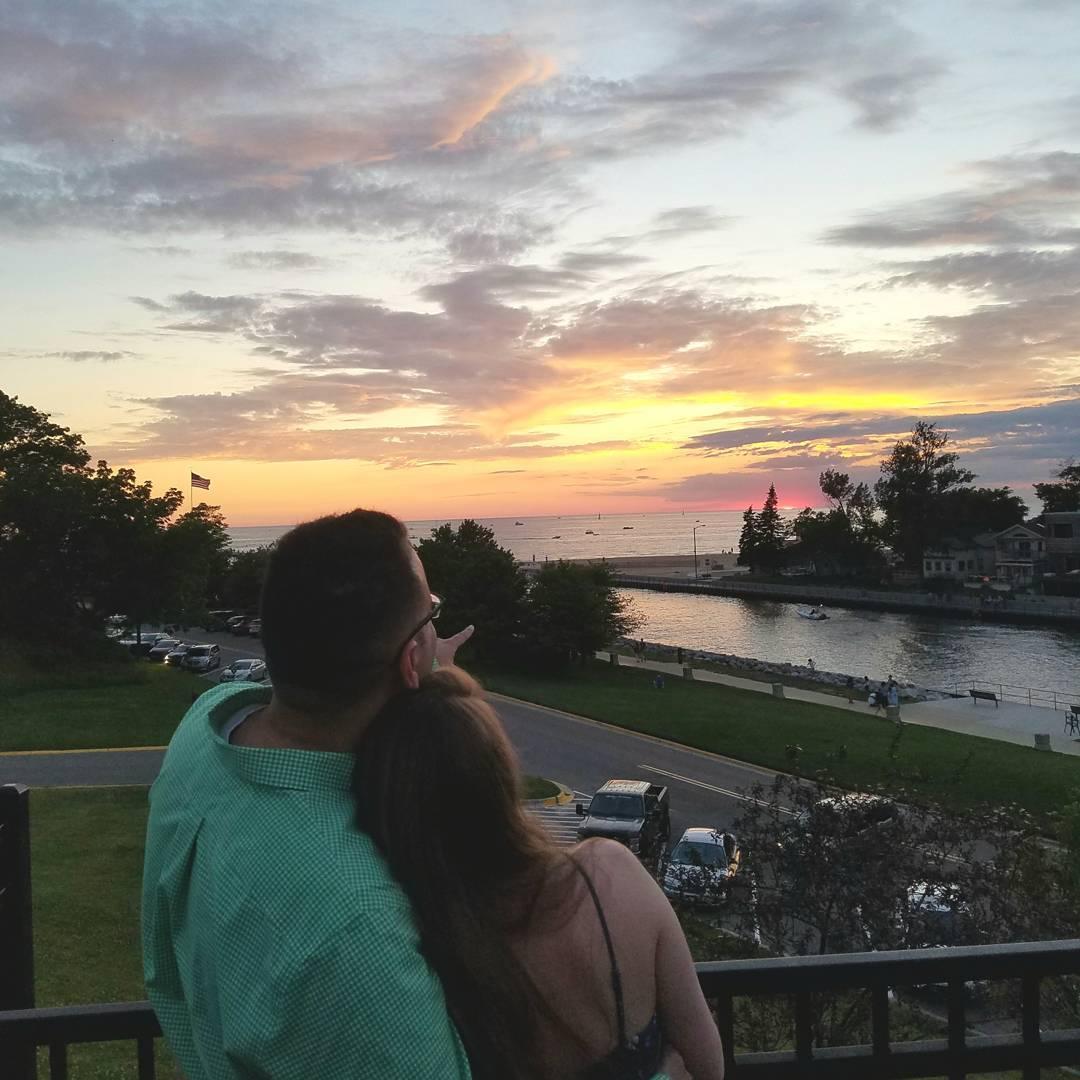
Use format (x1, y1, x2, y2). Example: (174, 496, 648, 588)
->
(692, 521, 707, 579)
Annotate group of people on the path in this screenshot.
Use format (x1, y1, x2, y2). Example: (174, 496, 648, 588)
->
(844, 674, 900, 715)
(141, 508, 723, 1080)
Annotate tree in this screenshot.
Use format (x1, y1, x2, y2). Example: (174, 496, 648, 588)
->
(754, 484, 788, 574)
(159, 503, 233, 626)
(417, 520, 528, 665)
(222, 546, 275, 612)
(791, 471, 884, 578)
(737, 506, 759, 571)
(1035, 460, 1080, 513)
(526, 561, 641, 669)
(875, 422, 976, 569)
(937, 485, 1027, 536)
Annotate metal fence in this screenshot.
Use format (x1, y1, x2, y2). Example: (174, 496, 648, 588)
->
(3, 941, 1080, 1078)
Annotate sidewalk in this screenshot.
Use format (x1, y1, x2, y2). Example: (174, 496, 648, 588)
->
(600, 652, 1080, 758)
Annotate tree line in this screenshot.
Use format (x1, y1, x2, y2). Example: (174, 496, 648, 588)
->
(0, 392, 637, 666)
(737, 421, 1078, 576)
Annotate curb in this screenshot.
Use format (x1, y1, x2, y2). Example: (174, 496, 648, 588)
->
(525, 780, 574, 807)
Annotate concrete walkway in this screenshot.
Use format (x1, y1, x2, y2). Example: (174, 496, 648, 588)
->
(601, 652, 1080, 758)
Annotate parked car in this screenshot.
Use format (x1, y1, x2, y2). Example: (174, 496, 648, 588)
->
(225, 615, 248, 634)
(164, 643, 193, 666)
(245, 618, 262, 638)
(662, 828, 741, 905)
(182, 644, 221, 672)
(147, 638, 182, 662)
(204, 609, 238, 632)
(576, 779, 670, 868)
(789, 793, 900, 848)
(220, 658, 268, 683)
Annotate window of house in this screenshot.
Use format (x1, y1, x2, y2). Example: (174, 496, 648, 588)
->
(924, 560, 932, 571)
(935, 561, 942, 571)
(945, 561, 952, 571)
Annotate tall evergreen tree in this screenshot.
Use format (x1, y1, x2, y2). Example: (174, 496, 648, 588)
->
(755, 484, 788, 573)
(737, 505, 759, 571)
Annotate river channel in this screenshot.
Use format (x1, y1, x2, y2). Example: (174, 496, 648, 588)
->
(621, 588, 1080, 697)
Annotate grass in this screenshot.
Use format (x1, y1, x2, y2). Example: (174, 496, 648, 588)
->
(30, 786, 180, 1079)
(0, 644, 203, 752)
(522, 775, 560, 800)
(482, 660, 1080, 821)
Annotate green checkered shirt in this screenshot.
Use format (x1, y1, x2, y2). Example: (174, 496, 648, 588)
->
(142, 682, 471, 1079)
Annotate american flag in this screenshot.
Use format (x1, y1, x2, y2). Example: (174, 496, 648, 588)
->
(191, 472, 211, 490)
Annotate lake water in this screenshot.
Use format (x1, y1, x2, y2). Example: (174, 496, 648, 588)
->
(228, 512, 1080, 696)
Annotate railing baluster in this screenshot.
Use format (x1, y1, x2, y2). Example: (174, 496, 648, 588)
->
(795, 992, 813, 1062)
(137, 1033, 157, 1080)
(1021, 974, 1041, 1080)
(947, 980, 965, 1080)
(713, 992, 736, 1074)
(48, 1040, 67, 1080)
(871, 982, 890, 1058)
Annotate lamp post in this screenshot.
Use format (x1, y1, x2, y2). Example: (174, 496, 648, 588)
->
(692, 522, 706, 579)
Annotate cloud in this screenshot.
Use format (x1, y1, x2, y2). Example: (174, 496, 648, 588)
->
(43, 350, 135, 363)
(226, 250, 333, 270)
(827, 152, 1080, 248)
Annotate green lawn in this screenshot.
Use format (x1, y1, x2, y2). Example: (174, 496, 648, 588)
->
(30, 786, 180, 1079)
(482, 660, 1080, 820)
(1, 656, 202, 752)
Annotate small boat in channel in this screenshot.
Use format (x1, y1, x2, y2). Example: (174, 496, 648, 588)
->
(797, 606, 829, 621)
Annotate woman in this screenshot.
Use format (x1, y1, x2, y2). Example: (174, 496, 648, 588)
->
(354, 666, 725, 1080)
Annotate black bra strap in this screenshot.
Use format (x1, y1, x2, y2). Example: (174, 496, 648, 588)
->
(571, 856, 628, 1047)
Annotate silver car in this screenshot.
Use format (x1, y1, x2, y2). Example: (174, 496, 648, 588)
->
(220, 658, 268, 683)
(182, 644, 221, 672)
(164, 643, 192, 666)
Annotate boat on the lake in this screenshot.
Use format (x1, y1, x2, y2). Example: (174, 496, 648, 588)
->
(623, 526, 634, 529)
(797, 606, 829, 621)
(586, 530, 596, 534)
(514, 521, 524, 525)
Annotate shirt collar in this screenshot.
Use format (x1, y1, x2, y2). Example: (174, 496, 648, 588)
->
(206, 684, 355, 792)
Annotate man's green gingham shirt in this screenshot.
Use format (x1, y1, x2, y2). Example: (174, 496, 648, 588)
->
(142, 682, 471, 1079)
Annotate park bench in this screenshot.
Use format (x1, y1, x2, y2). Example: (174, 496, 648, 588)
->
(969, 689, 998, 707)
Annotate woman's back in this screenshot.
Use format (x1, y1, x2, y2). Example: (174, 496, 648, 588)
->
(513, 838, 723, 1079)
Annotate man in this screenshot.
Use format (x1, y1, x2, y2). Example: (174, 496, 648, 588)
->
(142, 510, 476, 1078)
(143, 508, 691, 1079)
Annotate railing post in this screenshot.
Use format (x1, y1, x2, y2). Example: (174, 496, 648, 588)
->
(1021, 974, 1041, 1080)
(0, 784, 36, 1080)
(947, 980, 966, 1080)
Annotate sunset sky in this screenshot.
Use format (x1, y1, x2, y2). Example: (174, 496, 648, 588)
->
(2, 0, 1079, 525)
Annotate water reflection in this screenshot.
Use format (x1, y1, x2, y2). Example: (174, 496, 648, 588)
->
(623, 588, 1080, 694)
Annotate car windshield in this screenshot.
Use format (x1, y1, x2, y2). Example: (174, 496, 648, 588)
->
(671, 841, 727, 867)
(155, 640, 179, 648)
(188, 646, 211, 656)
(170, 644, 189, 651)
(589, 793, 644, 819)
(233, 660, 256, 669)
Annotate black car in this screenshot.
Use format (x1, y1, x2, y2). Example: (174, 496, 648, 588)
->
(576, 780, 670, 868)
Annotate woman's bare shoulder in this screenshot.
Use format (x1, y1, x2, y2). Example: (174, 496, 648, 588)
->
(573, 839, 663, 903)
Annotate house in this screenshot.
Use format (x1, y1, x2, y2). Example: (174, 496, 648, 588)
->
(1042, 510, 1080, 574)
(921, 534, 996, 582)
(992, 522, 1047, 588)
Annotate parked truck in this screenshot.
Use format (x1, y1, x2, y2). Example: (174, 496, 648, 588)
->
(576, 779, 671, 868)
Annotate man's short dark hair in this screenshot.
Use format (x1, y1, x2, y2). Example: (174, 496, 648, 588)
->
(260, 509, 424, 713)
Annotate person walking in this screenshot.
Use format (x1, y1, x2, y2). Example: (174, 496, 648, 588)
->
(355, 668, 726, 1080)
(845, 675, 855, 704)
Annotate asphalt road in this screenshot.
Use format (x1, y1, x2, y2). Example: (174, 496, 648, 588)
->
(0, 628, 784, 838)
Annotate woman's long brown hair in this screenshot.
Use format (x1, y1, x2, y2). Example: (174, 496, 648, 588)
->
(353, 667, 585, 1080)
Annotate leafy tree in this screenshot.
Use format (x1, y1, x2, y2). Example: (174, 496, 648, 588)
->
(737, 506, 759, 571)
(159, 503, 233, 626)
(937, 485, 1027, 537)
(417, 520, 528, 665)
(526, 561, 641, 669)
(221, 546, 275, 612)
(791, 471, 883, 577)
(875, 422, 976, 569)
(1035, 460, 1080, 513)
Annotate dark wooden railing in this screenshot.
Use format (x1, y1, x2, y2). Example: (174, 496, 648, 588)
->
(3, 940, 1080, 1079)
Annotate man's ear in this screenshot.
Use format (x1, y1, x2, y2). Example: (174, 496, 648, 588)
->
(398, 637, 422, 690)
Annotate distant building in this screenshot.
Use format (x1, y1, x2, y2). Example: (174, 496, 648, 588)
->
(992, 522, 1047, 588)
(921, 534, 996, 582)
(1042, 511, 1080, 574)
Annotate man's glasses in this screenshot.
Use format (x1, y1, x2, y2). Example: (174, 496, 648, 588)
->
(393, 593, 442, 665)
